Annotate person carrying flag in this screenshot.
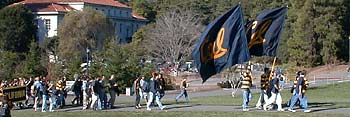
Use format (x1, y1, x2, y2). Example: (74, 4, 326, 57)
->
(263, 71, 284, 111)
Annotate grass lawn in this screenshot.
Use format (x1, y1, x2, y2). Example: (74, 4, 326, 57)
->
(184, 82, 350, 108)
(12, 82, 350, 117)
(12, 111, 350, 117)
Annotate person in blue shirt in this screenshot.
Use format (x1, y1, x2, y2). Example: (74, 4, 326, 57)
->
(288, 72, 311, 113)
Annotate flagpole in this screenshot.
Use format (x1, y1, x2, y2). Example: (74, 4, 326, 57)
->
(269, 57, 277, 80)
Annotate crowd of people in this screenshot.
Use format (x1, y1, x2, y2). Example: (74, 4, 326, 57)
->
(240, 67, 311, 112)
(1, 66, 312, 113)
(0, 71, 191, 113)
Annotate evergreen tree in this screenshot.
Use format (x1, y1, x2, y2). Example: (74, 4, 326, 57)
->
(287, 0, 316, 67)
(18, 41, 46, 77)
(314, 0, 344, 65)
(0, 5, 36, 53)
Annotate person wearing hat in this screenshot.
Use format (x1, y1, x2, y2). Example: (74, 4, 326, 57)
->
(288, 72, 311, 113)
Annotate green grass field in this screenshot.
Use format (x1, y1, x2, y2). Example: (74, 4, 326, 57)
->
(186, 82, 350, 108)
(11, 111, 350, 117)
(12, 82, 350, 117)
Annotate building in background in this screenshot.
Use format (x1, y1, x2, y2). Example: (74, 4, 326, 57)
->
(11, 0, 147, 43)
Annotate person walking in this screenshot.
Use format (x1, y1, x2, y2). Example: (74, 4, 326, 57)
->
(146, 73, 166, 111)
(99, 76, 108, 109)
(241, 71, 252, 112)
(41, 80, 49, 112)
(263, 71, 284, 111)
(256, 68, 270, 109)
(157, 74, 166, 99)
(133, 76, 142, 109)
(90, 77, 102, 111)
(71, 75, 82, 106)
(55, 78, 65, 109)
(25, 77, 34, 106)
(82, 76, 91, 110)
(288, 72, 311, 113)
(108, 75, 118, 109)
(33, 77, 43, 112)
(175, 77, 189, 103)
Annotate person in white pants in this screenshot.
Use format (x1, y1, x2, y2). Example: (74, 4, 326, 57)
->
(263, 72, 284, 111)
(90, 77, 102, 110)
(146, 73, 166, 111)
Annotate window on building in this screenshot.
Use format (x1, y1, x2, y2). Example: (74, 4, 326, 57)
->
(119, 11, 122, 17)
(126, 28, 129, 37)
(119, 24, 122, 33)
(45, 19, 51, 32)
(114, 10, 116, 16)
(108, 9, 110, 16)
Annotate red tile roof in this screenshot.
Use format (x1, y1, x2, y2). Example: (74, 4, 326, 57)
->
(132, 12, 147, 20)
(13, 0, 129, 8)
(25, 3, 75, 12)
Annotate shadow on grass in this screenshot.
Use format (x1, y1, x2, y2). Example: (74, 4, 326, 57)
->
(308, 102, 336, 108)
(311, 107, 338, 113)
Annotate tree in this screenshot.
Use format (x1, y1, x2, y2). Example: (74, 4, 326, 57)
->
(57, 7, 115, 78)
(143, 9, 202, 65)
(0, 51, 19, 79)
(0, 5, 36, 53)
(16, 41, 47, 77)
(287, 0, 316, 67)
(0, 0, 22, 9)
(314, 0, 345, 65)
(131, 0, 157, 22)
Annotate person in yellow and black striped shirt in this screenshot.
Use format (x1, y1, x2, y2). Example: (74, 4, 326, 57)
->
(241, 70, 252, 111)
(55, 78, 65, 109)
(255, 68, 270, 109)
(263, 71, 284, 111)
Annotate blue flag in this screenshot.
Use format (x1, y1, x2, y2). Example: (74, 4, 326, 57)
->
(192, 5, 250, 83)
(246, 7, 287, 56)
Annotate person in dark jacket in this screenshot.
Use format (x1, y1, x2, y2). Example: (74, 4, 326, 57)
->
(146, 73, 166, 111)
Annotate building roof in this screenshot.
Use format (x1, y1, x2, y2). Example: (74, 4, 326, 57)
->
(25, 3, 75, 12)
(10, 0, 147, 20)
(12, 0, 129, 8)
(132, 12, 147, 20)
